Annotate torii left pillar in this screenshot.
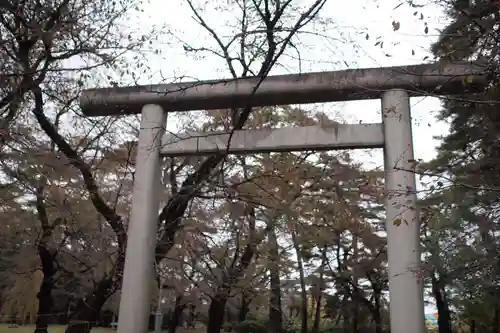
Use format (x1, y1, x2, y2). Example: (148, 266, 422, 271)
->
(117, 104, 166, 333)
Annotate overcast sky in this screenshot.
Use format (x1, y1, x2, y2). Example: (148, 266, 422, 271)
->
(123, 0, 451, 173)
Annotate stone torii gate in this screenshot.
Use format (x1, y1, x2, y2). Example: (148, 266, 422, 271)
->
(80, 62, 486, 333)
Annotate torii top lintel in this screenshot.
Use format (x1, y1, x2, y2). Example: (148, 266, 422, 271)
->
(80, 61, 488, 117)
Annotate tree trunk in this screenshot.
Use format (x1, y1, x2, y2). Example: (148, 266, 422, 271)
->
(351, 235, 359, 333)
(372, 290, 383, 333)
(34, 245, 56, 333)
(312, 246, 327, 333)
(207, 295, 228, 333)
(187, 304, 197, 328)
(268, 228, 283, 333)
(431, 273, 453, 333)
(340, 250, 350, 333)
(238, 295, 250, 323)
(64, 277, 114, 333)
(351, 270, 384, 333)
(351, 302, 358, 333)
(206, 202, 260, 333)
(312, 290, 323, 333)
(224, 307, 233, 332)
(33, 186, 61, 333)
(341, 293, 350, 333)
(292, 231, 308, 333)
(168, 295, 186, 333)
(64, 246, 124, 333)
(470, 319, 476, 333)
(491, 301, 500, 333)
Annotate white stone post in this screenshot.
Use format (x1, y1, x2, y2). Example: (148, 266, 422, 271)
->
(117, 104, 166, 333)
(382, 89, 426, 333)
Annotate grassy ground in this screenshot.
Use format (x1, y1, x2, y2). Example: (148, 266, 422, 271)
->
(0, 324, 202, 333)
(0, 325, 114, 333)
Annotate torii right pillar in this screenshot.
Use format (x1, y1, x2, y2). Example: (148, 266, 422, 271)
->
(382, 89, 426, 333)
